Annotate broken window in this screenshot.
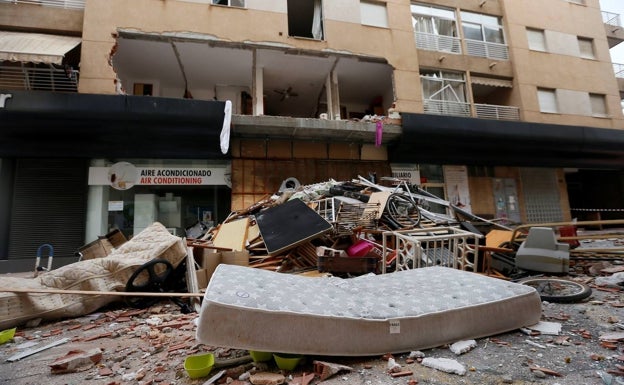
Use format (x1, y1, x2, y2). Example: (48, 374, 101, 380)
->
(212, 0, 245, 7)
(420, 69, 469, 117)
(287, 0, 324, 40)
(411, 3, 459, 53)
(460, 11, 508, 60)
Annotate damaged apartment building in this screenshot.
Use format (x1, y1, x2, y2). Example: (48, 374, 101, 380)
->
(1, 0, 624, 272)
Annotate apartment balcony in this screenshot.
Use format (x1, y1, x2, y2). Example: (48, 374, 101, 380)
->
(0, 65, 78, 92)
(414, 32, 509, 61)
(0, 0, 85, 9)
(615, 63, 624, 99)
(603, 11, 624, 48)
(424, 99, 520, 121)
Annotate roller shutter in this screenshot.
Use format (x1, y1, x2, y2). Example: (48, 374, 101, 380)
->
(8, 159, 88, 261)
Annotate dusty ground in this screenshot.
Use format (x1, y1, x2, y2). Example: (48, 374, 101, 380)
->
(2, 263, 624, 385)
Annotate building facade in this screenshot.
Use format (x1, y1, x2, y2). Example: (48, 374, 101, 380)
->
(1, 0, 624, 272)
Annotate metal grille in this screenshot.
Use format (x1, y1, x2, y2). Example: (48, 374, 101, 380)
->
(0, 66, 79, 92)
(414, 32, 462, 54)
(383, 227, 480, 272)
(475, 104, 520, 120)
(464, 39, 509, 60)
(8, 159, 88, 260)
(423, 99, 471, 117)
(520, 168, 564, 223)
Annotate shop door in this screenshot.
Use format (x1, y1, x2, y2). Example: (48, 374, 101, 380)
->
(520, 168, 563, 223)
(492, 178, 521, 224)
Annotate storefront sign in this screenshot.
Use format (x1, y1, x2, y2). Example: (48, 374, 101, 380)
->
(390, 165, 421, 186)
(89, 162, 230, 190)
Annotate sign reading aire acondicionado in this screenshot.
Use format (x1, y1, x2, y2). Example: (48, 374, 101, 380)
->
(88, 162, 230, 190)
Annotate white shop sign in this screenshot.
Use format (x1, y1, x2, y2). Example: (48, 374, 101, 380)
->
(89, 161, 229, 190)
(390, 165, 421, 186)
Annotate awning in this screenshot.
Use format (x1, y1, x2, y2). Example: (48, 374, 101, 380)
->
(0, 31, 81, 65)
(471, 76, 513, 88)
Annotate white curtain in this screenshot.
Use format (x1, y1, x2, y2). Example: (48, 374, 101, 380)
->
(312, 0, 323, 40)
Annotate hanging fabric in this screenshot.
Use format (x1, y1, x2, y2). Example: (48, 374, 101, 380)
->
(312, 0, 323, 40)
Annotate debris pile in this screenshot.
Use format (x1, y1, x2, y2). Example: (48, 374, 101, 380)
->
(187, 176, 458, 279)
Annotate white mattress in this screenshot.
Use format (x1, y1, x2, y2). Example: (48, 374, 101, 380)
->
(196, 265, 542, 356)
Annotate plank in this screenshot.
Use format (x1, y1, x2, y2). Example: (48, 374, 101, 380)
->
(213, 217, 249, 251)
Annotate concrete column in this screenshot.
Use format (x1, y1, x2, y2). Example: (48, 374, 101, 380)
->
(330, 70, 341, 120)
(85, 159, 109, 243)
(253, 52, 264, 116)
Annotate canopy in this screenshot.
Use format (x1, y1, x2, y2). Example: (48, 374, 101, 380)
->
(0, 31, 81, 65)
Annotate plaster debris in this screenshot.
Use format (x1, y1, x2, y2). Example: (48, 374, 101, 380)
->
(421, 357, 466, 375)
(449, 339, 477, 355)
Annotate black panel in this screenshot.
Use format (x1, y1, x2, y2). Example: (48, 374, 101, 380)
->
(391, 113, 624, 169)
(0, 91, 229, 159)
(256, 198, 333, 255)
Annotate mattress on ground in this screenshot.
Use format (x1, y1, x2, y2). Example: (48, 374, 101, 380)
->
(196, 265, 542, 356)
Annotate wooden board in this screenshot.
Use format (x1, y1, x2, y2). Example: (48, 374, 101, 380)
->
(256, 198, 333, 256)
(213, 217, 249, 251)
(364, 191, 391, 220)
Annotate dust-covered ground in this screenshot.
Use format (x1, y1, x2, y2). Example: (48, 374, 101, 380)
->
(2, 265, 624, 385)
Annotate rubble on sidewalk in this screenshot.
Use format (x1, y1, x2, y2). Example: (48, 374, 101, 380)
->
(2, 176, 624, 385)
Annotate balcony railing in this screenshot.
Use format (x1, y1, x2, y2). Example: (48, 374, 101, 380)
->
(614, 63, 624, 78)
(464, 39, 509, 60)
(475, 104, 519, 120)
(0, 0, 85, 9)
(414, 32, 509, 61)
(414, 32, 462, 54)
(0, 65, 79, 92)
(424, 99, 471, 117)
(424, 99, 519, 120)
(603, 11, 622, 27)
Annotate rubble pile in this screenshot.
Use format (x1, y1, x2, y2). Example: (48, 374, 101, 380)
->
(187, 176, 458, 277)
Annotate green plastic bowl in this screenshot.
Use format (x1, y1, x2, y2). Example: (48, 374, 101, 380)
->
(184, 353, 214, 378)
(0, 328, 16, 345)
(273, 353, 303, 370)
(249, 350, 273, 362)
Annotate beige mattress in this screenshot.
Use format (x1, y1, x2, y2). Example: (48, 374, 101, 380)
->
(196, 265, 542, 356)
(0, 222, 187, 330)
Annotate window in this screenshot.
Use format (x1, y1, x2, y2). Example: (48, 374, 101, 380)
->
(360, 1, 388, 28)
(133, 83, 153, 96)
(537, 88, 558, 113)
(590, 93, 607, 117)
(460, 11, 507, 59)
(577, 37, 594, 59)
(411, 4, 460, 53)
(567, 0, 585, 4)
(287, 0, 323, 40)
(527, 28, 546, 51)
(421, 69, 470, 116)
(212, 0, 245, 6)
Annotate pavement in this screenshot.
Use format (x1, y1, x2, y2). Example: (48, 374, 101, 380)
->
(1, 229, 624, 385)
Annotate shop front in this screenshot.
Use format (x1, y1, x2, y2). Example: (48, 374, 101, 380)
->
(87, 160, 231, 241)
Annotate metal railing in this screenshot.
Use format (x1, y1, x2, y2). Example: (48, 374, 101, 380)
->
(464, 39, 509, 60)
(0, 65, 79, 92)
(603, 11, 622, 27)
(414, 32, 462, 54)
(614, 63, 624, 78)
(475, 104, 520, 120)
(423, 99, 471, 117)
(0, 0, 85, 9)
